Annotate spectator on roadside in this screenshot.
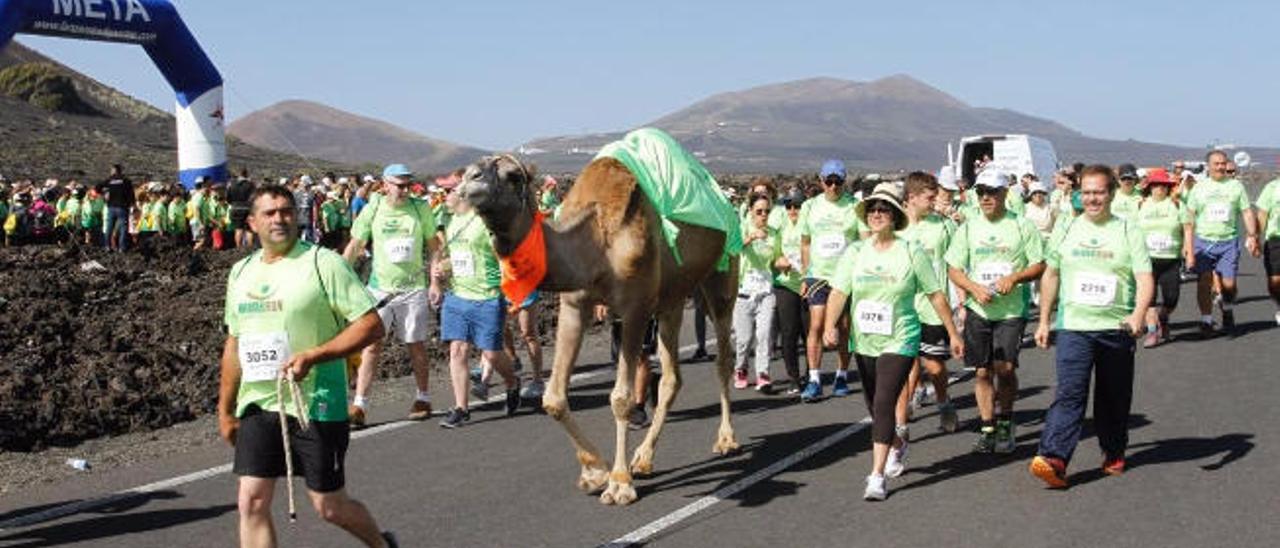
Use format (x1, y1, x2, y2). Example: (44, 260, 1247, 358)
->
(96, 163, 135, 252)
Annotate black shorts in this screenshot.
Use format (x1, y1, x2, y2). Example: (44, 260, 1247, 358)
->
(1265, 239, 1280, 277)
(962, 308, 1025, 368)
(230, 208, 251, 230)
(233, 406, 350, 493)
(1150, 258, 1182, 309)
(919, 323, 951, 360)
(802, 277, 833, 306)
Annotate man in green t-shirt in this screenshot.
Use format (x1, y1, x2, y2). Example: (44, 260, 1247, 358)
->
(343, 164, 442, 425)
(1255, 176, 1280, 325)
(798, 160, 860, 402)
(1029, 165, 1154, 488)
(436, 198, 522, 428)
(1110, 164, 1143, 220)
(218, 184, 397, 547)
(946, 169, 1046, 454)
(897, 172, 960, 433)
(1182, 149, 1260, 336)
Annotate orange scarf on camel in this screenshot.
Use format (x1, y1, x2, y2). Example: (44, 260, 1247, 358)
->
(498, 211, 547, 312)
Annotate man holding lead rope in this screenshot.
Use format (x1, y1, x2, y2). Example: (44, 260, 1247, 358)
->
(218, 184, 398, 547)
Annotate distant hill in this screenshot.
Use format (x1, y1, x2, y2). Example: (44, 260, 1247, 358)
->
(519, 75, 1278, 174)
(228, 100, 489, 175)
(0, 41, 349, 183)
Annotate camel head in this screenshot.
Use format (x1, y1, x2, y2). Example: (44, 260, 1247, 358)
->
(459, 154, 537, 216)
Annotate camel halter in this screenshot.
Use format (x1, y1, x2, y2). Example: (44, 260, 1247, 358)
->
(276, 372, 311, 523)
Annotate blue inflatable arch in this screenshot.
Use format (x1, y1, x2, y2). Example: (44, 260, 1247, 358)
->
(0, 0, 225, 188)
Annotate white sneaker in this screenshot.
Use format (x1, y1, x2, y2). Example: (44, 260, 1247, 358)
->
(885, 440, 908, 478)
(864, 474, 887, 501)
(520, 379, 545, 399)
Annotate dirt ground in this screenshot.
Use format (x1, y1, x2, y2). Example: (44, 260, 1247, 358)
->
(0, 238, 573, 454)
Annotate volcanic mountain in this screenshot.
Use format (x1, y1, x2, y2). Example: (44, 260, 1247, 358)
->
(518, 75, 1273, 173)
(228, 100, 489, 175)
(0, 41, 348, 183)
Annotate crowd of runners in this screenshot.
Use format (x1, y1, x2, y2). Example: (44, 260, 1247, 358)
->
(15, 148, 1274, 546)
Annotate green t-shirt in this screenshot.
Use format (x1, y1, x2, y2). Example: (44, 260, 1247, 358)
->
(832, 238, 941, 357)
(63, 197, 82, 223)
(350, 197, 437, 292)
(321, 200, 343, 231)
(1136, 197, 1184, 259)
(432, 202, 452, 231)
(540, 191, 560, 213)
(188, 192, 206, 226)
(774, 213, 804, 293)
(444, 210, 502, 301)
(167, 200, 186, 233)
(81, 197, 104, 228)
(140, 202, 162, 232)
(1110, 189, 1142, 220)
(1184, 177, 1251, 242)
(944, 212, 1045, 320)
(799, 193, 860, 281)
(1046, 216, 1151, 332)
(898, 213, 956, 326)
(1255, 179, 1280, 240)
(739, 224, 778, 296)
(224, 242, 376, 421)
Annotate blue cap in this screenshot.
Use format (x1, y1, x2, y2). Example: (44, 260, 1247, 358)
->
(382, 164, 413, 179)
(820, 159, 846, 179)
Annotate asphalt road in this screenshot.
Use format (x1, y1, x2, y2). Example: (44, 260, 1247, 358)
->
(1, 262, 1278, 548)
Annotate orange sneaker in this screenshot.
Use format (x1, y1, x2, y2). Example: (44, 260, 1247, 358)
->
(1029, 455, 1068, 488)
(407, 400, 432, 421)
(1102, 455, 1125, 476)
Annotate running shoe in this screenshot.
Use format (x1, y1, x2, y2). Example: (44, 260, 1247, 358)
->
(628, 405, 649, 430)
(938, 401, 959, 433)
(1029, 455, 1068, 488)
(800, 379, 823, 403)
(381, 531, 400, 548)
(505, 379, 522, 416)
(1142, 330, 1159, 349)
(910, 386, 927, 411)
(1198, 321, 1216, 339)
(438, 407, 470, 429)
(470, 380, 490, 402)
(755, 372, 772, 392)
(520, 379, 545, 400)
(973, 426, 997, 453)
(994, 420, 1016, 453)
(734, 368, 749, 389)
(407, 400, 432, 421)
(863, 474, 887, 501)
(785, 379, 802, 396)
(885, 439, 909, 478)
(690, 348, 712, 363)
(1102, 454, 1126, 476)
(469, 366, 483, 385)
(832, 375, 852, 397)
(348, 404, 367, 428)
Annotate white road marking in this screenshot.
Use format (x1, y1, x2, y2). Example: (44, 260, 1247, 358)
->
(600, 417, 872, 548)
(0, 339, 715, 531)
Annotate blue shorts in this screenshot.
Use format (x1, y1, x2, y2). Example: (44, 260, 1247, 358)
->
(441, 294, 507, 350)
(1192, 236, 1240, 279)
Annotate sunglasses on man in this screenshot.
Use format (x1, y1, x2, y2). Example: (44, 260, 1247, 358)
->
(975, 186, 1003, 197)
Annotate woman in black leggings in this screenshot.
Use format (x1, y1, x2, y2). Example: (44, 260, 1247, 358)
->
(773, 189, 809, 393)
(1135, 169, 1183, 347)
(822, 183, 963, 501)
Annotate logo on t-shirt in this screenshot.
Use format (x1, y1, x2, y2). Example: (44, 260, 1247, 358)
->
(239, 283, 283, 314)
(1070, 237, 1116, 260)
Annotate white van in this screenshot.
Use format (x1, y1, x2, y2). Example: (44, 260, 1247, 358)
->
(947, 134, 1060, 192)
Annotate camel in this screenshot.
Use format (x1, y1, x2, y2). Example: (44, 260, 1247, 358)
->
(457, 146, 740, 506)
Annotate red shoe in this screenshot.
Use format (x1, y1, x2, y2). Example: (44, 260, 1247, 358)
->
(1102, 455, 1126, 476)
(755, 372, 772, 392)
(1029, 455, 1068, 488)
(734, 368, 749, 389)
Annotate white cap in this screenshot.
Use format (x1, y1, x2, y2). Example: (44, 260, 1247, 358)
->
(937, 166, 960, 191)
(278, 177, 290, 185)
(975, 169, 1009, 190)
(362, 174, 376, 183)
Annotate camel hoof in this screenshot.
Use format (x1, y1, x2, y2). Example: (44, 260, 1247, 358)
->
(712, 436, 741, 456)
(630, 451, 654, 477)
(600, 480, 638, 506)
(577, 466, 608, 494)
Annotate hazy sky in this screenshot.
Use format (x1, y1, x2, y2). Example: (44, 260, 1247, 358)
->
(12, 0, 1278, 151)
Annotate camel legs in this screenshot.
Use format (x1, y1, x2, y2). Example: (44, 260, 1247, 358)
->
(600, 306, 647, 506)
(541, 291, 608, 494)
(701, 276, 741, 455)
(630, 306, 685, 476)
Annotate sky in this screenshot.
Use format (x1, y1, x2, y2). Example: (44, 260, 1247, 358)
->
(10, 0, 1279, 152)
